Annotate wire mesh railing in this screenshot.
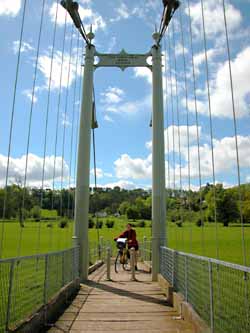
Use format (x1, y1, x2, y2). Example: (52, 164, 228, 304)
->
(0, 247, 79, 333)
(160, 246, 250, 333)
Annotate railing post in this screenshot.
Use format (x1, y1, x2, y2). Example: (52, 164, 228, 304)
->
(208, 260, 214, 333)
(44, 255, 49, 304)
(130, 248, 136, 281)
(6, 260, 15, 331)
(185, 256, 188, 302)
(143, 236, 147, 262)
(172, 250, 175, 288)
(106, 247, 111, 281)
(100, 236, 103, 260)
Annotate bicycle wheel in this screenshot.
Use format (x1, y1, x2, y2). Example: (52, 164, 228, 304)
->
(114, 251, 121, 273)
(122, 250, 130, 271)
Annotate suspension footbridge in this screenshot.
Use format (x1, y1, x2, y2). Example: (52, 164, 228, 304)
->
(0, 0, 250, 332)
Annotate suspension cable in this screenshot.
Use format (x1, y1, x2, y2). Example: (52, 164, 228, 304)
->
(18, 0, 46, 256)
(222, 0, 246, 267)
(41, 0, 60, 253)
(200, 0, 219, 259)
(51, 11, 68, 250)
(179, 5, 192, 253)
(60, 23, 74, 219)
(73, 45, 84, 221)
(187, 0, 205, 256)
(0, 0, 28, 258)
(92, 87, 101, 259)
(68, 33, 80, 223)
(172, 18, 185, 251)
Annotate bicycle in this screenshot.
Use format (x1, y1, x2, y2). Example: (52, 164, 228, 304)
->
(114, 238, 130, 273)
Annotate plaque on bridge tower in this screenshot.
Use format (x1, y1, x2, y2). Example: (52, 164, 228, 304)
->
(95, 49, 152, 71)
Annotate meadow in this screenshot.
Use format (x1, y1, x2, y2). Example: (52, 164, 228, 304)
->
(1, 216, 250, 266)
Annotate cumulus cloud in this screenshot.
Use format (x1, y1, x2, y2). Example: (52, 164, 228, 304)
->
(104, 115, 114, 123)
(146, 125, 201, 154)
(115, 154, 152, 180)
(187, 0, 242, 38)
(49, 1, 106, 32)
(185, 47, 250, 119)
(37, 50, 81, 90)
(0, 154, 69, 188)
(101, 180, 137, 190)
(13, 41, 34, 54)
(0, 0, 21, 17)
(90, 168, 112, 179)
(110, 2, 130, 22)
(101, 87, 124, 104)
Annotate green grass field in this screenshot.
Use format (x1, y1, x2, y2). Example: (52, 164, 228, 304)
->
(1, 217, 250, 266)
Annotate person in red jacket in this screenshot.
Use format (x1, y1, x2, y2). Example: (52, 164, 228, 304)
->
(114, 223, 139, 270)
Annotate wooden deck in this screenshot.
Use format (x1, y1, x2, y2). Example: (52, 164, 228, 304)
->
(48, 263, 196, 332)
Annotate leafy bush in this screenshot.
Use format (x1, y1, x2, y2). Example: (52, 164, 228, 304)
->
(58, 218, 68, 229)
(196, 218, 203, 227)
(137, 220, 146, 228)
(31, 205, 41, 219)
(106, 220, 115, 228)
(47, 223, 53, 228)
(88, 218, 95, 229)
(176, 221, 183, 228)
(96, 220, 103, 229)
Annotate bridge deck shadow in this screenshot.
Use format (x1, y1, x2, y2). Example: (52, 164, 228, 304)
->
(47, 263, 196, 332)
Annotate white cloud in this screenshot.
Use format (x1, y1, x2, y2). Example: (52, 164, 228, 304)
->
(49, 1, 106, 32)
(134, 67, 152, 85)
(105, 95, 151, 115)
(193, 48, 220, 75)
(185, 47, 250, 119)
(114, 2, 130, 21)
(61, 113, 71, 127)
(115, 154, 152, 180)
(22, 89, 38, 104)
(187, 0, 242, 38)
(101, 180, 137, 190)
(0, 154, 69, 187)
(146, 125, 201, 154)
(13, 41, 34, 54)
(175, 42, 188, 56)
(90, 168, 112, 179)
(101, 87, 124, 104)
(38, 50, 80, 90)
(0, 0, 21, 17)
(104, 115, 114, 123)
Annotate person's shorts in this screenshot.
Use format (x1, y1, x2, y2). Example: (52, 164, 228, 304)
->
(128, 244, 139, 251)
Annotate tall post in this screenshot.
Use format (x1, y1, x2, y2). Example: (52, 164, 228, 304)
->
(73, 35, 95, 282)
(151, 33, 166, 281)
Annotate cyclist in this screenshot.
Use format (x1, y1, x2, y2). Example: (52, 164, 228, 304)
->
(114, 223, 139, 270)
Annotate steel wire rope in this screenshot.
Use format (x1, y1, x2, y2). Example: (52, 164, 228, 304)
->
(51, 11, 67, 251)
(187, 0, 205, 257)
(172, 19, 185, 252)
(222, 0, 247, 267)
(67, 33, 80, 247)
(59, 23, 74, 251)
(0, 0, 28, 259)
(35, 0, 60, 256)
(200, 0, 219, 259)
(164, 38, 171, 245)
(18, 0, 46, 256)
(179, 6, 192, 254)
(167, 31, 178, 250)
(72, 45, 84, 222)
(222, 0, 250, 329)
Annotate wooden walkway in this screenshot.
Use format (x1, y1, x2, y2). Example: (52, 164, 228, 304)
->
(48, 263, 196, 332)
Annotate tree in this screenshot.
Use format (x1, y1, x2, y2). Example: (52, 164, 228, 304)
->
(126, 206, 140, 220)
(206, 184, 239, 226)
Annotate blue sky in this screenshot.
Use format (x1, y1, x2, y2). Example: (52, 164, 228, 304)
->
(0, 0, 249, 191)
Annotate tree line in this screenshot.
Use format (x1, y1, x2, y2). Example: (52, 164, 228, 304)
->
(0, 183, 250, 227)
